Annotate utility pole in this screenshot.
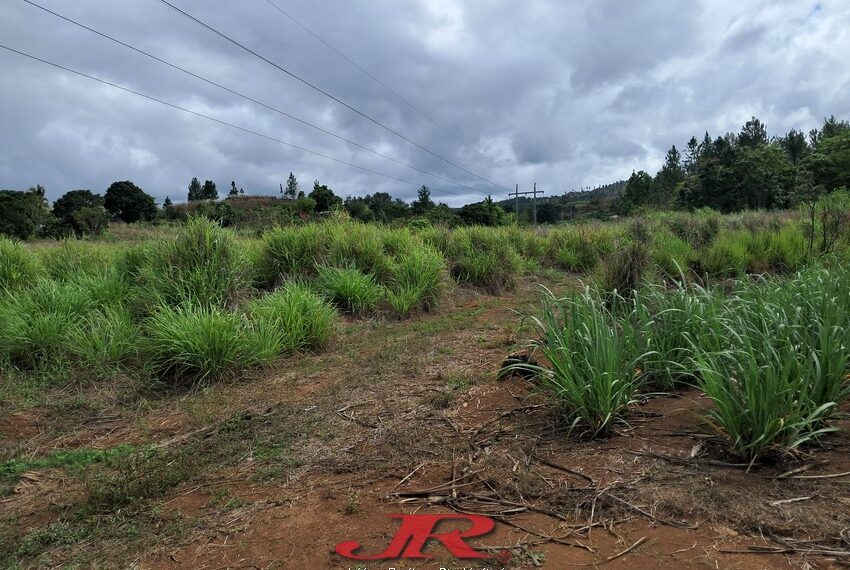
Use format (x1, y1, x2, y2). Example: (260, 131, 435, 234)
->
(508, 184, 545, 227)
(514, 184, 519, 221)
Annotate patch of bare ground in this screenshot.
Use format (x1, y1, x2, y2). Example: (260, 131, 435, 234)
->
(2, 274, 850, 568)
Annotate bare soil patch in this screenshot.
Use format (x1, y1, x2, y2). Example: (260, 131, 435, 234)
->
(2, 276, 849, 568)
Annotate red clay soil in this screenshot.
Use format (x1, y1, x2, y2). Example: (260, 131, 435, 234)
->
(3, 281, 850, 569)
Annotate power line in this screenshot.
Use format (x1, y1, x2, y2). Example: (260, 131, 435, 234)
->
(156, 0, 508, 194)
(20, 0, 485, 195)
(261, 0, 465, 147)
(0, 43, 476, 198)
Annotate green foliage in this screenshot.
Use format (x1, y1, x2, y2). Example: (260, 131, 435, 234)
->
(316, 265, 381, 314)
(68, 307, 139, 374)
(255, 224, 328, 287)
(309, 180, 341, 212)
(445, 226, 522, 292)
(651, 230, 695, 277)
(509, 288, 645, 437)
(549, 229, 601, 272)
(384, 246, 445, 316)
(700, 231, 750, 276)
(143, 304, 251, 383)
(0, 236, 43, 291)
(457, 197, 507, 227)
(38, 241, 114, 281)
(247, 282, 336, 355)
(0, 187, 51, 239)
(0, 279, 94, 369)
(136, 217, 247, 309)
(104, 180, 157, 223)
(52, 189, 109, 237)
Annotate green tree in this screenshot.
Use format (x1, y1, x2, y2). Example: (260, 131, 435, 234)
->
(229, 181, 239, 197)
(738, 116, 768, 148)
(536, 201, 562, 224)
(654, 145, 685, 205)
(309, 180, 342, 212)
(344, 197, 375, 222)
(803, 130, 850, 191)
(104, 180, 157, 223)
(53, 189, 108, 236)
(617, 170, 654, 213)
(458, 196, 505, 226)
(201, 180, 218, 200)
(284, 172, 299, 199)
(411, 185, 435, 215)
(187, 177, 203, 201)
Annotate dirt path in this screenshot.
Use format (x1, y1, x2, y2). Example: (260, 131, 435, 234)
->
(2, 278, 849, 568)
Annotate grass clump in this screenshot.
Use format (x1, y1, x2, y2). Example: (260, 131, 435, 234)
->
(0, 236, 43, 291)
(136, 217, 247, 309)
(68, 308, 139, 375)
(143, 304, 252, 383)
(445, 226, 522, 293)
(384, 246, 445, 317)
(509, 288, 646, 437)
(247, 282, 336, 353)
(693, 312, 838, 462)
(316, 265, 382, 314)
(700, 230, 749, 276)
(550, 230, 599, 272)
(0, 279, 94, 369)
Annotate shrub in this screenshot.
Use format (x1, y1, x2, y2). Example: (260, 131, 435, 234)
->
(315, 265, 381, 314)
(0, 237, 42, 291)
(143, 304, 251, 383)
(247, 282, 336, 353)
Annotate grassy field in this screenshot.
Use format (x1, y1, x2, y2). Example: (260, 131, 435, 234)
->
(1, 209, 850, 567)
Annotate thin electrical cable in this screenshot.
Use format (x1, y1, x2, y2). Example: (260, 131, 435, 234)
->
(0, 43, 477, 198)
(261, 0, 464, 146)
(156, 0, 507, 193)
(20, 0, 485, 195)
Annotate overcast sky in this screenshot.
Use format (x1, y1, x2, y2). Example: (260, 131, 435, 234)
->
(1, 0, 849, 206)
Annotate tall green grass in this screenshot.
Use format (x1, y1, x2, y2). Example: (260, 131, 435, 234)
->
(247, 282, 336, 354)
(0, 236, 43, 291)
(509, 288, 647, 437)
(316, 265, 381, 314)
(143, 304, 253, 383)
(136, 217, 247, 309)
(444, 226, 523, 293)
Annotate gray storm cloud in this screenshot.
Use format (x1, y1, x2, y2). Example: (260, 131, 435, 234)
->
(1, 0, 849, 205)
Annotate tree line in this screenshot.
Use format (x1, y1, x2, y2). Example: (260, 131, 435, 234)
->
(617, 115, 850, 214)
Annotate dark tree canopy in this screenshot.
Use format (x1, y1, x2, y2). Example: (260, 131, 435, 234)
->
(309, 180, 342, 212)
(458, 196, 506, 226)
(104, 180, 157, 223)
(411, 185, 435, 215)
(284, 172, 299, 199)
(202, 180, 218, 201)
(187, 177, 203, 201)
(52, 189, 108, 236)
